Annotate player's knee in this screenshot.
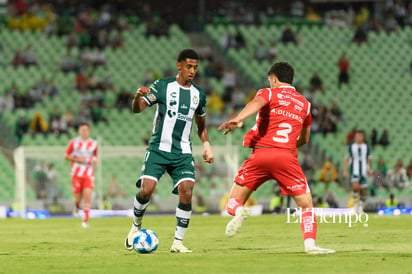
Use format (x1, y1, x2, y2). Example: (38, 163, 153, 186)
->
(178, 182, 193, 199)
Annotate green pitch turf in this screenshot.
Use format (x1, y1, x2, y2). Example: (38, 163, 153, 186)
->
(0, 214, 411, 274)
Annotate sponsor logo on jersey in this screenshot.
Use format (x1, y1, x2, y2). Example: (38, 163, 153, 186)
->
(169, 100, 177, 107)
(181, 104, 188, 109)
(279, 100, 291, 106)
(171, 91, 177, 98)
(177, 113, 192, 122)
(291, 97, 304, 106)
(294, 105, 303, 111)
(167, 109, 176, 118)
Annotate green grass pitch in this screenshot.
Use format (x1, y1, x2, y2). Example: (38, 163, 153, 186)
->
(0, 214, 411, 274)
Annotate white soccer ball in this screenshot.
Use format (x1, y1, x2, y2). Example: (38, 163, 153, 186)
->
(132, 229, 159, 254)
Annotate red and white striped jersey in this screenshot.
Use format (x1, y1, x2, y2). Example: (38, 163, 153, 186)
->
(243, 85, 312, 154)
(65, 137, 98, 178)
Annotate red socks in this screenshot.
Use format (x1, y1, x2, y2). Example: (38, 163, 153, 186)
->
(227, 198, 243, 216)
(83, 205, 90, 223)
(300, 208, 317, 241)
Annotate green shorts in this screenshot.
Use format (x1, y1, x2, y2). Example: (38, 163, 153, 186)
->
(351, 174, 368, 188)
(136, 149, 195, 195)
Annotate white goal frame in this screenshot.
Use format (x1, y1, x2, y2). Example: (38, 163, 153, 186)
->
(13, 141, 239, 218)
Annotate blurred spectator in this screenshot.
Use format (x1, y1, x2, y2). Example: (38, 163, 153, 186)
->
(330, 102, 344, 122)
(407, 159, 412, 178)
(90, 102, 108, 124)
(48, 107, 62, 135)
(46, 163, 58, 204)
(254, 39, 269, 62)
(315, 197, 328, 208)
(352, 26, 368, 44)
(61, 51, 77, 73)
(234, 29, 246, 49)
(376, 157, 388, 177)
(12, 50, 25, 67)
(92, 49, 106, 67)
(222, 67, 236, 103)
(76, 71, 88, 90)
(231, 87, 246, 110)
(107, 174, 126, 199)
(387, 159, 409, 189)
(15, 111, 30, 143)
(142, 69, 154, 86)
(370, 128, 378, 147)
(87, 72, 102, 90)
(204, 58, 218, 78)
(30, 112, 49, 136)
(320, 158, 338, 184)
(206, 92, 225, 115)
(111, 31, 123, 49)
(346, 127, 356, 145)
(267, 42, 278, 61)
(384, 12, 399, 33)
(45, 78, 59, 97)
(385, 193, 399, 207)
(0, 91, 15, 112)
(61, 107, 76, 129)
(32, 161, 47, 199)
(269, 191, 284, 213)
(323, 188, 339, 208)
(75, 101, 91, 127)
(337, 52, 350, 89)
(22, 45, 38, 67)
(220, 31, 235, 51)
(300, 150, 315, 185)
(116, 89, 132, 110)
(280, 25, 297, 44)
(379, 129, 390, 147)
(28, 84, 43, 103)
(309, 72, 324, 93)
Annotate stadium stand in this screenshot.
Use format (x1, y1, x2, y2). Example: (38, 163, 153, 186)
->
(1, 2, 412, 211)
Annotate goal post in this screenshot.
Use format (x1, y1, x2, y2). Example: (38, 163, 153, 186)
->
(13, 142, 240, 218)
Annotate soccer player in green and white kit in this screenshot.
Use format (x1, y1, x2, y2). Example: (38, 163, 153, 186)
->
(124, 49, 214, 253)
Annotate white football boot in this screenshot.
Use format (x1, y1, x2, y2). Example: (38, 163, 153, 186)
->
(225, 207, 250, 237)
(124, 224, 140, 250)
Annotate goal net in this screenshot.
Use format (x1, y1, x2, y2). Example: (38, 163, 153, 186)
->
(13, 141, 240, 218)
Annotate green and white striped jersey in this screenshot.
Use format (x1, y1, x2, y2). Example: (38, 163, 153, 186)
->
(142, 77, 207, 154)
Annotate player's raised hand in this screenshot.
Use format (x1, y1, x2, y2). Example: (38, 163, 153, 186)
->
(218, 119, 241, 135)
(135, 86, 150, 97)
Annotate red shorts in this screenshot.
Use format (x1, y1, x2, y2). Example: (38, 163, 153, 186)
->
(234, 147, 310, 195)
(72, 176, 94, 194)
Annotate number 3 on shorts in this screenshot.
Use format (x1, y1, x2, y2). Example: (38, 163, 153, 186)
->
(273, 123, 292, 143)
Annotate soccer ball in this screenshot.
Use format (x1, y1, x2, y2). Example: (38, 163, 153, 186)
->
(132, 229, 159, 254)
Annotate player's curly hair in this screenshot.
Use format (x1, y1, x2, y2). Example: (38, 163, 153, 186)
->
(177, 49, 199, 62)
(267, 62, 294, 84)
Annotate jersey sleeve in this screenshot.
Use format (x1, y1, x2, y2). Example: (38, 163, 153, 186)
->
(196, 91, 207, 117)
(65, 140, 74, 156)
(143, 80, 162, 106)
(302, 102, 312, 127)
(255, 88, 271, 104)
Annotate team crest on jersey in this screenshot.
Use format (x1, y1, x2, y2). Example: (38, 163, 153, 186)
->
(147, 93, 156, 103)
(192, 95, 199, 105)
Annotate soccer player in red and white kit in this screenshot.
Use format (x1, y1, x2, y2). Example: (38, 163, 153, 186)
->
(65, 122, 98, 228)
(218, 62, 335, 254)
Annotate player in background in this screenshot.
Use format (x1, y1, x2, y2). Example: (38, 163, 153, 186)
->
(64, 122, 98, 228)
(124, 49, 214, 253)
(342, 130, 372, 213)
(218, 62, 335, 254)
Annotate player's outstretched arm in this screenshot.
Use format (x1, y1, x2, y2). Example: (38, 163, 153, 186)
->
(195, 115, 214, 164)
(218, 96, 266, 135)
(131, 87, 149, 113)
